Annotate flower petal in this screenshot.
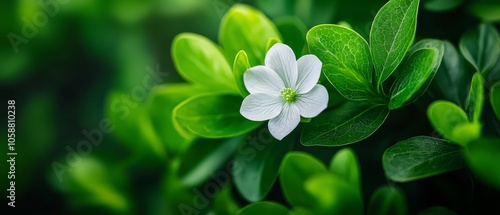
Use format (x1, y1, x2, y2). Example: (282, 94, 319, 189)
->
(265, 43, 298, 88)
(296, 84, 329, 118)
(295, 54, 322, 93)
(240, 93, 284, 121)
(244, 65, 285, 94)
(268, 103, 300, 140)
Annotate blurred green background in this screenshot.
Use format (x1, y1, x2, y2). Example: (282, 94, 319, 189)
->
(1, 0, 500, 214)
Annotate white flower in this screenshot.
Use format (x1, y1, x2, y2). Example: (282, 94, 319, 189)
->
(240, 43, 329, 140)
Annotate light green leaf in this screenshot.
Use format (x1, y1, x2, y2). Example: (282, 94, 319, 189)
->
(220, 4, 281, 66)
(172, 33, 237, 92)
(233, 50, 250, 97)
(147, 84, 203, 153)
(329, 148, 361, 191)
(427, 101, 469, 144)
(465, 137, 500, 190)
(265, 37, 282, 52)
(237, 202, 288, 215)
(307, 24, 376, 101)
(368, 186, 407, 215)
(418, 207, 458, 215)
(431, 41, 468, 106)
(234, 127, 294, 202)
(383, 136, 464, 182)
(450, 122, 481, 146)
(177, 135, 243, 186)
(459, 22, 500, 73)
(424, 0, 463, 12)
(173, 93, 261, 138)
(280, 152, 328, 208)
(466, 73, 485, 122)
(370, 0, 420, 87)
(301, 102, 389, 146)
(491, 82, 500, 121)
(389, 48, 441, 109)
(305, 173, 363, 215)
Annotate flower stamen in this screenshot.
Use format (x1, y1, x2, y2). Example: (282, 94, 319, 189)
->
(280, 88, 297, 102)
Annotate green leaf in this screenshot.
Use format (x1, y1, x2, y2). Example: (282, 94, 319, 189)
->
(370, 0, 420, 87)
(466, 73, 485, 122)
(237, 202, 288, 215)
(233, 50, 250, 97)
(424, 0, 463, 12)
(389, 48, 440, 109)
(465, 137, 500, 190)
(459, 22, 500, 73)
(147, 84, 203, 153)
(469, 1, 500, 22)
(304, 173, 363, 215)
(427, 101, 469, 144)
(329, 148, 361, 191)
(431, 41, 468, 106)
(234, 127, 294, 202)
(275, 16, 307, 57)
(383, 136, 464, 182)
(368, 186, 407, 215)
(491, 82, 500, 120)
(307, 24, 376, 101)
(450, 122, 481, 145)
(173, 93, 261, 138)
(220, 4, 281, 66)
(265, 37, 282, 52)
(418, 207, 458, 215)
(177, 135, 243, 186)
(280, 152, 328, 208)
(172, 33, 237, 92)
(212, 186, 240, 215)
(301, 102, 389, 146)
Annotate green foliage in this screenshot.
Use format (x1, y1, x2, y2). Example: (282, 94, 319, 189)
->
(383, 136, 464, 182)
(491, 82, 500, 120)
(371, 0, 419, 88)
(368, 186, 407, 215)
(237, 202, 289, 215)
(459, 22, 500, 74)
(424, 0, 463, 12)
(233, 50, 251, 97)
(466, 73, 485, 122)
(329, 148, 361, 191)
(465, 137, 500, 190)
(301, 102, 389, 146)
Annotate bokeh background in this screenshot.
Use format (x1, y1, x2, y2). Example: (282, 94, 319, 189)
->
(1, 0, 500, 214)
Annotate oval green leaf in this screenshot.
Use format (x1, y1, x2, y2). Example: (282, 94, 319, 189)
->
(301, 102, 389, 146)
(329, 148, 361, 191)
(233, 127, 294, 202)
(219, 4, 281, 66)
(233, 50, 250, 97)
(389, 48, 440, 109)
(307, 24, 376, 101)
(491, 82, 500, 121)
(177, 135, 243, 186)
(172, 33, 237, 92)
(237, 202, 288, 215)
(465, 137, 500, 190)
(280, 152, 328, 208)
(173, 93, 261, 138)
(459, 22, 500, 73)
(368, 186, 407, 215)
(466, 73, 485, 122)
(383, 136, 464, 182)
(427, 100, 469, 144)
(370, 0, 420, 86)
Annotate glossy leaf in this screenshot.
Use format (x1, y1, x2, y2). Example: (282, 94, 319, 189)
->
(465, 137, 500, 190)
(459, 22, 500, 73)
(173, 93, 261, 138)
(237, 202, 288, 215)
(389, 48, 440, 109)
(368, 186, 407, 215)
(329, 148, 361, 190)
(233, 50, 251, 97)
(427, 101, 469, 144)
(177, 136, 243, 186)
(305, 173, 363, 215)
(301, 102, 389, 146)
(383, 136, 464, 182)
(371, 0, 420, 86)
(307, 24, 376, 101)
(219, 4, 281, 66)
(172, 33, 237, 92)
(280, 152, 328, 208)
(466, 73, 485, 122)
(491, 82, 500, 120)
(234, 127, 294, 202)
